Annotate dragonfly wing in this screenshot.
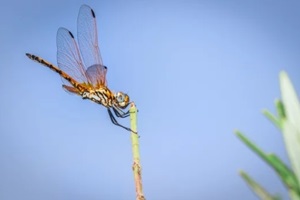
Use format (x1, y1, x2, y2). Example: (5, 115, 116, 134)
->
(77, 4, 107, 86)
(62, 85, 81, 94)
(86, 64, 107, 87)
(56, 27, 89, 85)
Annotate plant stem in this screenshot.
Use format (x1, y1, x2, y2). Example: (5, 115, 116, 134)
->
(129, 103, 145, 200)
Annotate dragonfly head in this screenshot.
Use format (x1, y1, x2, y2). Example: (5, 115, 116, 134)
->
(115, 92, 130, 109)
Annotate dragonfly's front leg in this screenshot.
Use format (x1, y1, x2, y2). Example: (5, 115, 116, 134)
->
(112, 106, 130, 118)
(107, 108, 137, 133)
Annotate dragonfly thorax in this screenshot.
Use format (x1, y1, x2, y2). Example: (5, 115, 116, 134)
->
(88, 87, 113, 107)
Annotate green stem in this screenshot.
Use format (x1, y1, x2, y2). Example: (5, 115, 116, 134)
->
(129, 103, 145, 200)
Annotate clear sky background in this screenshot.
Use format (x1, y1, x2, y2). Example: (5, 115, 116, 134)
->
(1, 0, 300, 199)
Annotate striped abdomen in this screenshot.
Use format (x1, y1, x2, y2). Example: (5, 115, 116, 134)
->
(26, 53, 87, 94)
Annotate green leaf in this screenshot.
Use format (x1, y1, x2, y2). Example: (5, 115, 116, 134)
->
(262, 100, 285, 130)
(263, 108, 282, 130)
(280, 71, 300, 186)
(236, 71, 300, 200)
(240, 171, 281, 200)
(235, 131, 300, 196)
(275, 99, 286, 120)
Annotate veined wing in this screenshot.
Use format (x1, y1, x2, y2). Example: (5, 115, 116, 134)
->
(77, 4, 107, 86)
(56, 27, 89, 85)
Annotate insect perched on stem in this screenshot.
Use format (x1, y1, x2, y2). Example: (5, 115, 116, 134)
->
(26, 4, 135, 133)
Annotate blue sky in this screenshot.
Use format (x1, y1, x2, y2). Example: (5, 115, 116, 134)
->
(1, 0, 300, 199)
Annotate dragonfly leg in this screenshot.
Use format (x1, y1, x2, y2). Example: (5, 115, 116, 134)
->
(112, 106, 130, 118)
(107, 108, 137, 134)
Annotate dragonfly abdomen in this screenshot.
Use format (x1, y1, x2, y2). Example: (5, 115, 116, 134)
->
(26, 53, 87, 94)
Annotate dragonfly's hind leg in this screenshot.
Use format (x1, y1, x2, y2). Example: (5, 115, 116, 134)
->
(107, 108, 137, 133)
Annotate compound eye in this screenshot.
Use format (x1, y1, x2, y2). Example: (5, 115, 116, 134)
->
(115, 92, 129, 108)
(117, 93, 125, 103)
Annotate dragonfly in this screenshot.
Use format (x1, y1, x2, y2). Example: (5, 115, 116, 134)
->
(26, 4, 135, 133)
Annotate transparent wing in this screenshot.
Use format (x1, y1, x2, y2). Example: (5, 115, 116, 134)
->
(77, 4, 107, 86)
(56, 27, 89, 84)
(86, 64, 107, 86)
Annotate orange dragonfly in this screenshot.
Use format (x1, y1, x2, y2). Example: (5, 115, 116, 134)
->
(26, 5, 134, 133)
